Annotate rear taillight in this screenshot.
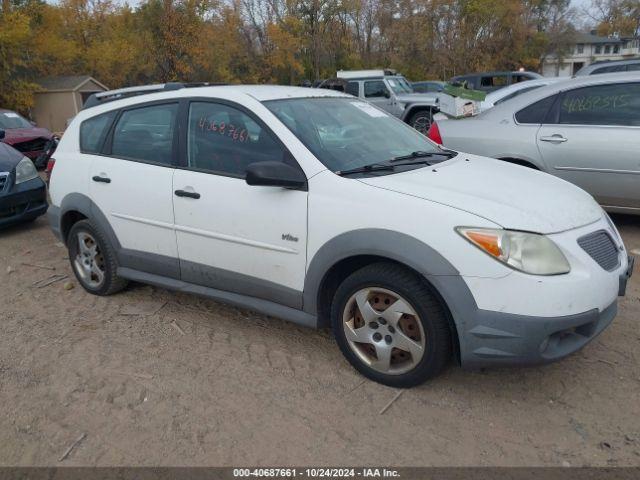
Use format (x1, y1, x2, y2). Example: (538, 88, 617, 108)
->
(427, 122, 442, 145)
(45, 157, 55, 184)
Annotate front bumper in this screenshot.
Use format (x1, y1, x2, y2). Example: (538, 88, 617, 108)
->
(459, 300, 618, 369)
(0, 177, 48, 228)
(619, 254, 634, 296)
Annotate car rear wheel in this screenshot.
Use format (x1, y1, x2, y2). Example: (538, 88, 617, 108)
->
(408, 109, 433, 134)
(67, 220, 128, 296)
(331, 262, 452, 387)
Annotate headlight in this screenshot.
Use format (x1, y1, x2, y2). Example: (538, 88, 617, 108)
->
(15, 157, 38, 184)
(456, 227, 570, 275)
(603, 212, 622, 243)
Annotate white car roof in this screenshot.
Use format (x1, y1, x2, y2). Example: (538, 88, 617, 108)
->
(480, 71, 640, 118)
(79, 84, 351, 119)
(215, 85, 350, 101)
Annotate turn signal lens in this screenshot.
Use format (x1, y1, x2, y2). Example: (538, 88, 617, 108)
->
(456, 227, 570, 275)
(464, 230, 503, 258)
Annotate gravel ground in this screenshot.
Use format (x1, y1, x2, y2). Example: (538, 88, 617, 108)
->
(0, 214, 638, 467)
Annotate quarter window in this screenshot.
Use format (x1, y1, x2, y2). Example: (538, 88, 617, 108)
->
(80, 110, 117, 154)
(187, 102, 288, 177)
(364, 81, 388, 98)
(514, 95, 557, 124)
(593, 64, 626, 74)
(559, 83, 640, 126)
(111, 104, 177, 164)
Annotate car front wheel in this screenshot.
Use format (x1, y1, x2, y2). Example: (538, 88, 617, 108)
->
(331, 262, 452, 387)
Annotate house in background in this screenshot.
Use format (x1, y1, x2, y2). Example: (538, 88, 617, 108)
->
(32, 76, 108, 132)
(542, 32, 640, 77)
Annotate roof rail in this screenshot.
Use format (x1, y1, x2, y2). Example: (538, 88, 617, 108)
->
(82, 82, 225, 110)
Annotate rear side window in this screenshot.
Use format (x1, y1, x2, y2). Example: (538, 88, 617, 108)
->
(187, 102, 288, 177)
(592, 64, 627, 75)
(515, 95, 557, 124)
(481, 75, 508, 88)
(111, 103, 178, 165)
(626, 63, 640, 72)
(346, 82, 360, 96)
(80, 111, 116, 153)
(495, 85, 543, 106)
(559, 83, 640, 126)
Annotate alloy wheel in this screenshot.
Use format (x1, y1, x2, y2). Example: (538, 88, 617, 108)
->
(73, 231, 106, 288)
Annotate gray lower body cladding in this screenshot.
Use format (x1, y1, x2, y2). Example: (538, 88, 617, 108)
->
(48, 198, 620, 370)
(459, 301, 617, 369)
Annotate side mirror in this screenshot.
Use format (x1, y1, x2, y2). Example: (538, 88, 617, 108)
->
(246, 161, 307, 190)
(0, 129, 4, 140)
(383, 90, 391, 98)
(30, 120, 37, 126)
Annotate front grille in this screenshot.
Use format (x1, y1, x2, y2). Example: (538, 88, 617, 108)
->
(13, 137, 48, 153)
(577, 230, 620, 271)
(0, 172, 8, 192)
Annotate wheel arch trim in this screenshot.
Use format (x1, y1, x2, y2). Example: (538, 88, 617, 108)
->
(303, 229, 478, 351)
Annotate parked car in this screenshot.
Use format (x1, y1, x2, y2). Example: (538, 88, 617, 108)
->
(450, 71, 542, 92)
(479, 78, 562, 111)
(335, 69, 440, 133)
(428, 72, 640, 214)
(412, 81, 446, 93)
(48, 83, 633, 387)
(0, 109, 55, 168)
(575, 58, 640, 76)
(0, 131, 48, 227)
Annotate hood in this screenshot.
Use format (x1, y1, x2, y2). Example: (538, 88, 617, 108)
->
(3, 127, 53, 144)
(0, 142, 24, 171)
(358, 154, 602, 234)
(395, 93, 439, 105)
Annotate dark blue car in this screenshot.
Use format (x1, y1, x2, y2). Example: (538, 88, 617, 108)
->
(0, 131, 48, 227)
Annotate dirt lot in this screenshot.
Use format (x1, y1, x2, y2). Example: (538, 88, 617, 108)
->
(0, 214, 639, 467)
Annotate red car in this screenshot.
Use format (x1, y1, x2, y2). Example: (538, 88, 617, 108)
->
(0, 109, 54, 168)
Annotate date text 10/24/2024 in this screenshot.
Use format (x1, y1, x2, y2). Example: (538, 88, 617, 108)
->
(233, 468, 401, 478)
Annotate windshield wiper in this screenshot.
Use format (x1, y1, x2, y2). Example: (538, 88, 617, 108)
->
(336, 163, 395, 176)
(390, 150, 457, 162)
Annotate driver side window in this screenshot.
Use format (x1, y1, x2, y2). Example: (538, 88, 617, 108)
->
(364, 81, 388, 98)
(187, 102, 288, 177)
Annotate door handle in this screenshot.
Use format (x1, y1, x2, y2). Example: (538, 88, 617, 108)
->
(92, 175, 111, 183)
(174, 189, 201, 199)
(540, 135, 567, 143)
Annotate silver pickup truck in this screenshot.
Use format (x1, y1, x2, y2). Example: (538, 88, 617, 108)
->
(336, 70, 440, 133)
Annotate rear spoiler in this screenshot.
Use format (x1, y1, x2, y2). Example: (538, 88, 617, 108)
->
(82, 82, 226, 110)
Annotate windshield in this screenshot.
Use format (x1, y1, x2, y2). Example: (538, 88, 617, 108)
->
(0, 111, 33, 129)
(386, 77, 414, 94)
(265, 97, 441, 172)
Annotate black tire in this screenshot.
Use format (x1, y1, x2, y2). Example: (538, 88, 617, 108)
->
(408, 109, 433, 134)
(331, 262, 452, 388)
(67, 219, 128, 296)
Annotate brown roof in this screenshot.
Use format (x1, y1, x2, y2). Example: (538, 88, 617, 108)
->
(36, 76, 108, 92)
